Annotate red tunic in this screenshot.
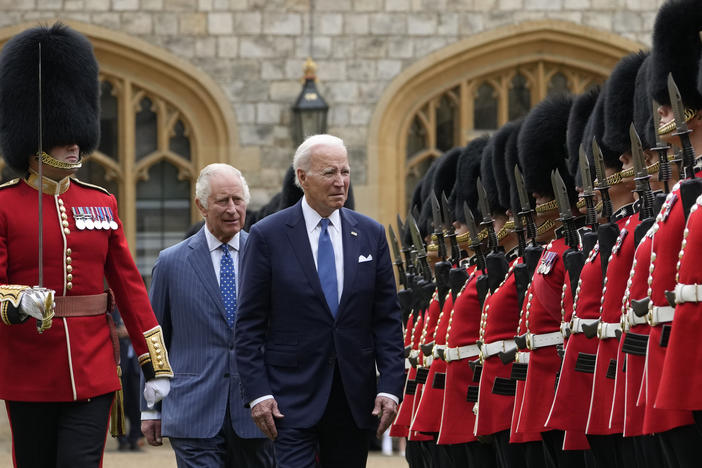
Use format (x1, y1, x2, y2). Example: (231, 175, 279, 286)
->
(642, 186, 694, 434)
(517, 237, 569, 435)
(475, 258, 521, 436)
(0, 175, 164, 401)
(410, 292, 452, 434)
(437, 268, 481, 444)
(393, 310, 426, 433)
(658, 194, 702, 410)
(587, 215, 639, 435)
(389, 311, 416, 438)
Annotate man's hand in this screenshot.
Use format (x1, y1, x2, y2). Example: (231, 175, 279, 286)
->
(251, 398, 284, 440)
(141, 419, 163, 446)
(372, 395, 398, 439)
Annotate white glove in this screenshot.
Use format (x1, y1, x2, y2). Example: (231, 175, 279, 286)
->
(144, 377, 171, 409)
(19, 287, 55, 322)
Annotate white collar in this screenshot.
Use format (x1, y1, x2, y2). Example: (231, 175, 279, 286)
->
(301, 196, 341, 234)
(203, 225, 240, 253)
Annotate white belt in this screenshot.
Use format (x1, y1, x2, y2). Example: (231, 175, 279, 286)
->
(570, 317, 599, 334)
(432, 344, 447, 359)
(598, 321, 620, 339)
(515, 351, 530, 364)
(626, 308, 648, 328)
(423, 355, 433, 367)
(481, 339, 517, 358)
(445, 344, 480, 362)
(649, 305, 675, 326)
(405, 358, 411, 370)
(527, 331, 563, 350)
(560, 321, 571, 338)
(674, 283, 702, 303)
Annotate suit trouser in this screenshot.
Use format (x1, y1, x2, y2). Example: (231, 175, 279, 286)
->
(658, 424, 702, 468)
(169, 400, 276, 468)
(274, 365, 370, 468)
(6, 392, 113, 468)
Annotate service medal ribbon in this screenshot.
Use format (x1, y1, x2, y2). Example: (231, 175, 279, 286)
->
(91, 207, 103, 230)
(81, 207, 95, 230)
(72, 207, 86, 230)
(107, 207, 119, 230)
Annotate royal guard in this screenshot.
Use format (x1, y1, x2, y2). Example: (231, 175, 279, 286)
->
(548, 53, 644, 460)
(0, 24, 173, 466)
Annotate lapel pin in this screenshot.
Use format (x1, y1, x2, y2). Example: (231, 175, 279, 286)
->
(350, 231, 358, 236)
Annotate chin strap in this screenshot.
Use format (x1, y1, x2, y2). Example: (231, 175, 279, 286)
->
(37, 151, 82, 170)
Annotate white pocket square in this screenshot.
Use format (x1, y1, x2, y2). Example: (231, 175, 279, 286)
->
(358, 254, 373, 263)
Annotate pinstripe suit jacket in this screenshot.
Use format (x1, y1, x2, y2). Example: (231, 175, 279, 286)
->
(147, 226, 264, 439)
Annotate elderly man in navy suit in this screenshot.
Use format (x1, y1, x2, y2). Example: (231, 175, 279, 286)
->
(141, 164, 275, 467)
(236, 134, 405, 467)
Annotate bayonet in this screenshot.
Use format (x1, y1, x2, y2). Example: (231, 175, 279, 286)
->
(398, 213, 415, 275)
(477, 178, 498, 251)
(441, 192, 460, 264)
(578, 145, 598, 229)
(592, 138, 613, 222)
(515, 166, 537, 243)
(630, 123, 655, 220)
(551, 170, 578, 250)
(408, 215, 432, 282)
(668, 73, 696, 179)
(463, 202, 486, 273)
(652, 99, 672, 193)
(430, 192, 447, 260)
(388, 224, 406, 287)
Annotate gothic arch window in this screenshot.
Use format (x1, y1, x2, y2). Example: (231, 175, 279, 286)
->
(0, 21, 238, 286)
(369, 20, 646, 229)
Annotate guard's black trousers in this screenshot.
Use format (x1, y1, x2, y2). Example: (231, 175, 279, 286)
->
(6, 392, 113, 468)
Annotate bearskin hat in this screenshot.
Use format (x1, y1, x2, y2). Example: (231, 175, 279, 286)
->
(633, 55, 655, 149)
(505, 120, 530, 212)
(603, 51, 649, 155)
(649, 0, 702, 109)
(453, 135, 489, 223)
(0, 23, 100, 172)
(567, 87, 600, 180)
(518, 93, 576, 204)
(432, 147, 462, 202)
(490, 120, 521, 213)
(582, 91, 621, 173)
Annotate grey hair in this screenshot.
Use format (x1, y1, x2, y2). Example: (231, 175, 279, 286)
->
(292, 134, 346, 187)
(195, 163, 251, 209)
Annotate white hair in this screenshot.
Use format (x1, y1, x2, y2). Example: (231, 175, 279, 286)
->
(292, 134, 346, 187)
(195, 163, 250, 208)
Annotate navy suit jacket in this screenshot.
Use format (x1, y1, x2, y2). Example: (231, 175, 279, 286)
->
(146, 227, 265, 439)
(235, 201, 405, 429)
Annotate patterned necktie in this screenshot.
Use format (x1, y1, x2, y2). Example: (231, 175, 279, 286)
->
(220, 244, 237, 327)
(317, 218, 338, 317)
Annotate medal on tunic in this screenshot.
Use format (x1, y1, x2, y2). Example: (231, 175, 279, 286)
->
(98, 207, 110, 230)
(72, 207, 86, 230)
(107, 207, 119, 230)
(82, 207, 94, 230)
(91, 207, 103, 230)
(537, 251, 557, 275)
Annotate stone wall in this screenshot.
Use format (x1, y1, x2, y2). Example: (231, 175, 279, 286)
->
(0, 0, 665, 207)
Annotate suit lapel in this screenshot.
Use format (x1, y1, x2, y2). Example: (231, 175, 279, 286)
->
(285, 202, 328, 308)
(187, 228, 227, 320)
(338, 208, 360, 317)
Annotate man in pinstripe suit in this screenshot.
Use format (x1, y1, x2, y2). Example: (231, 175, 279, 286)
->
(141, 164, 275, 467)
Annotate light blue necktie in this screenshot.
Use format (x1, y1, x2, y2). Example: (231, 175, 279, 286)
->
(318, 218, 338, 317)
(220, 244, 237, 328)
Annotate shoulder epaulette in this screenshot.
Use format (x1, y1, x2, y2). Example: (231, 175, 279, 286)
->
(0, 178, 20, 190)
(70, 177, 111, 195)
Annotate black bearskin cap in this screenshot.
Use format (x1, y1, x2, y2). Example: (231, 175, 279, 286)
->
(582, 91, 621, 173)
(490, 120, 521, 212)
(453, 135, 489, 223)
(633, 56, 655, 150)
(650, 0, 702, 109)
(279, 164, 354, 211)
(518, 94, 577, 204)
(432, 147, 461, 202)
(603, 51, 649, 155)
(505, 120, 529, 212)
(0, 23, 100, 172)
(567, 86, 600, 180)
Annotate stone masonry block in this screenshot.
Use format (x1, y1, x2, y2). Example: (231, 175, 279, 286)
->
(318, 13, 344, 35)
(121, 13, 153, 34)
(195, 37, 217, 57)
(344, 14, 369, 34)
(217, 37, 239, 58)
(257, 103, 283, 125)
(354, 0, 382, 12)
(208, 12, 233, 34)
(370, 13, 406, 35)
(113, 0, 138, 10)
(154, 13, 179, 35)
(263, 12, 302, 35)
(356, 36, 388, 58)
(180, 13, 207, 35)
(377, 59, 402, 80)
(234, 12, 262, 34)
(408, 13, 437, 36)
(386, 0, 410, 11)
